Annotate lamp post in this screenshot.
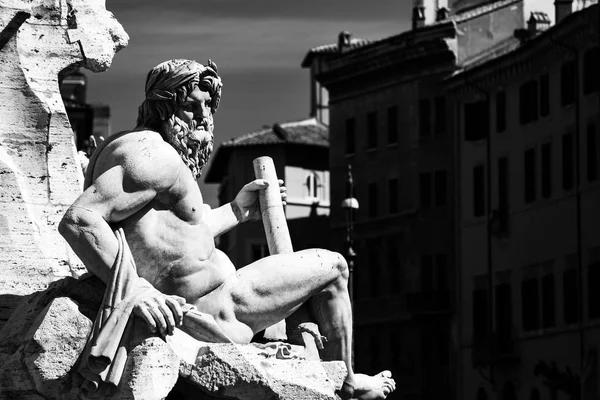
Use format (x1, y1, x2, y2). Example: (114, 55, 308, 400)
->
(341, 165, 359, 305)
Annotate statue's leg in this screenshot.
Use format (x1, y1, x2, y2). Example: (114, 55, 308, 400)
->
(227, 250, 354, 378)
(226, 248, 396, 400)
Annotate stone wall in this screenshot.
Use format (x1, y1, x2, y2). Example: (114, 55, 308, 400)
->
(0, 0, 128, 327)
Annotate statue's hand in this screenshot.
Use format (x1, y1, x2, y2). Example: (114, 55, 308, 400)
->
(133, 288, 186, 337)
(233, 179, 287, 223)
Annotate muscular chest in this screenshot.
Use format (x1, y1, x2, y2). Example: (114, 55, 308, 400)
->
(155, 168, 206, 223)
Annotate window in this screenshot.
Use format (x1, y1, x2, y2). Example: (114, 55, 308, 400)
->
(434, 170, 447, 206)
(542, 274, 555, 328)
(345, 118, 355, 154)
(561, 59, 576, 107)
(522, 278, 539, 331)
(473, 165, 485, 217)
(524, 148, 536, 203)
(370, 334, 380, 369)
(542, 143, 552, 198)
(421, 255, 434, 292)
(251, 243, 269, 261)
(562, 133, 574, 190)
(367, 112, 378, 150)
(589, 263, 600, 319)
(498, 157, 509, 209)
(419, 99, 431, 138)
(420, 254, 448, 293)
(587, 123, 598, 182)
(563, 269, 578, 324)
(387, 106, 398, 144)
(368, 182, 378, 218)
(367, 239, 381, 298)
(496, 90, 506, 133)
(519, 80, 538, 125)
(540, 73, 550, 117)
(434, 96, 446, 135)
(464, 99, 489, 141)
(584, 46, 599, 95)
(435, 254, 448, 290)
(420, 172, 432, 208)
(420, 170, 446, 208)
(473, 288, 489, 338)
(305, 172, 320, 199)
(388, 178, 398, 214)
(495, 283, 513, 352)
(388, 236, 401, 294)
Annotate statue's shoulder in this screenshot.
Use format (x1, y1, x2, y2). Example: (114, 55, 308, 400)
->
(92, 130, 181, 191)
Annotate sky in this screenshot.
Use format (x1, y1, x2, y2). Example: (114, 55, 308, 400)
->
(86, 0, 413, 206)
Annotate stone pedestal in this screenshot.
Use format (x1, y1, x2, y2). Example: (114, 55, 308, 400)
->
(0, 276, 346, 400)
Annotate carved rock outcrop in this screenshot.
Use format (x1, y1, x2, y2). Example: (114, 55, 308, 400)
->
(0, 0, 128, 328)
(0, 276, 347, 400)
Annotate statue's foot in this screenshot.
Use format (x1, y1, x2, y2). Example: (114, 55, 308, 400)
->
(339, 371, 396, 400)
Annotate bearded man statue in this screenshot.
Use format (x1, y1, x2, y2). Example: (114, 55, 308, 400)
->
(60, 58, 396, 400)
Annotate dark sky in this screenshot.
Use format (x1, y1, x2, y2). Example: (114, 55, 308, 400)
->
(86, 0, 412, 206)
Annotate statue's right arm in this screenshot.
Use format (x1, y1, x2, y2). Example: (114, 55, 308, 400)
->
(58, 141, 185, 335)
(58, 141, 181, 283)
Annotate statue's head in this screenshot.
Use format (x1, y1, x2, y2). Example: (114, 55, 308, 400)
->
(137, 59, 223, 179)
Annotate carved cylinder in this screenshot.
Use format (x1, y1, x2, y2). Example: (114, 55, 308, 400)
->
(253, 156, 293, 255)
(253, 156, 291, 340)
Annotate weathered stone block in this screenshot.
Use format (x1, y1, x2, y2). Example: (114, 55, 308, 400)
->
(0, 0, 128, 325)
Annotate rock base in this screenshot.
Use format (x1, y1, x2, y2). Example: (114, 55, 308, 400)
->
(0, 276, 347, 400)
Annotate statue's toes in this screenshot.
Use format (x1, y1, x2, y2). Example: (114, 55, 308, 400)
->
(382, 377, 396, 394)
(378, 370, 392, 378)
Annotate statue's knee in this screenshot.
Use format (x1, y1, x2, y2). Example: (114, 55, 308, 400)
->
(330, 251, 349, 281)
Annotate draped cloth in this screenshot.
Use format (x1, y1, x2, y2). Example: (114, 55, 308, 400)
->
(77, 227, 155, 398)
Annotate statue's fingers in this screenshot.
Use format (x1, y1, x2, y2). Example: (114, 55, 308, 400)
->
(245, 179, 269, 191)
(168, 294, 187, 305)
(148, 305, 168, 336)
(135, 307, 157, 333)
(165, 296, 184, 326)
(157, 299, 176, 335)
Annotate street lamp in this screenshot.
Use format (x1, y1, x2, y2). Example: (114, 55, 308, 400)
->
(341, 165, 359, 304)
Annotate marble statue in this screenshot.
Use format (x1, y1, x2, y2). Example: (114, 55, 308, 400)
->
(58, 58, 396, 400)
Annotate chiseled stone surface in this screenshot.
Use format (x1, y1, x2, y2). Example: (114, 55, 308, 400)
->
(113, 337, 180, 400)
(0, 276, 103, 399)
(0, 0, 128, 326)
(170, 330, 347, 400)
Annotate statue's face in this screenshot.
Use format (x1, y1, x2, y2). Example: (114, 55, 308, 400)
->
(175, 87, 214, 143)
(163, 87, 215, 179)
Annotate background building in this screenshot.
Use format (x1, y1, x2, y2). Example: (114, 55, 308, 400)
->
(204, 118, 331, 268)
(446, 4, 598, 400)
(304, 0, 578, 398)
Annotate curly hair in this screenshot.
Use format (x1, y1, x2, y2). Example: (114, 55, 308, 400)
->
(136, 59, 222, 133)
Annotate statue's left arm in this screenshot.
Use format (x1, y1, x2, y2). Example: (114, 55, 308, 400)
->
(203, 179, 286, 237)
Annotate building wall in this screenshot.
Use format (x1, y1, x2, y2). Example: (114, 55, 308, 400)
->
(453, 13, 599, 399)
(325, 47, 457, 398)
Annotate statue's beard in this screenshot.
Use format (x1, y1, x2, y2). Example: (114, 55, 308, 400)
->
(165, 116, 213, 179)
